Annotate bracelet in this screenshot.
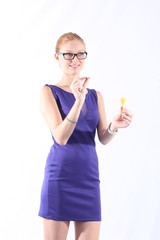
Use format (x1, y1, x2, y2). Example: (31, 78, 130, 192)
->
(66, 117, 77, 124)
(108, 122, 118, 134)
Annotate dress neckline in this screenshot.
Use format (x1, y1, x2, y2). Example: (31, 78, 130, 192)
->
(53, 85, 73, 94)
(53, 85, 89, 95)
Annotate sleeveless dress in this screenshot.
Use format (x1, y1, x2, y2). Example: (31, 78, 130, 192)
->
(38, 85, 101, 221)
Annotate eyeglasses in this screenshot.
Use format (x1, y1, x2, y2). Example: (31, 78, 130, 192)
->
(58, 51, 87, 60)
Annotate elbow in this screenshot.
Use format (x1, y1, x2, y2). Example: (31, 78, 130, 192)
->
(50, 128, 68, 146)
(51, 127, 70, 146)
(98, 129, 111, 145)
(99, 139, 108, 145)
(98, 133, 109, 145)
(53, 135, 68, 146)
(57, 140, 67, 146)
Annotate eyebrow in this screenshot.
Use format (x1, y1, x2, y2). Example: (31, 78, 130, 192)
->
(64, 49, 85, 52)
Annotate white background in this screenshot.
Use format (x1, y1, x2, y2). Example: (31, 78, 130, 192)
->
(0, 0, 160, 239)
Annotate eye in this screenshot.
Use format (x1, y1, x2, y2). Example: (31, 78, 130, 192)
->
(77, 52, 87, 59)
(64, 53, 74, 59)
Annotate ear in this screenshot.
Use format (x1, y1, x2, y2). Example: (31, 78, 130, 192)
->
(54, 53, 59, 60)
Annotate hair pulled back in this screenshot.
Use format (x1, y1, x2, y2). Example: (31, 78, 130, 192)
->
(55, 32, 85, 53)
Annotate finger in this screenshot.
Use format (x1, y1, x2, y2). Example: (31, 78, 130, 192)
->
(77, 77, 90, 93)
(79, 76, 89, 81)
(123, 115, 132, 122)
(122, 115, 132, 125)
(72, 76, 81, 85)
(122, 111, 133, 121)
(124, 121, 130, 127)
(71, 81, 82, 93)
(122, 107, 132, 115)
(82, 77, 90, 88)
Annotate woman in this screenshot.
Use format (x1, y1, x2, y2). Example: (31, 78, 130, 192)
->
(38, 32, 132, 240)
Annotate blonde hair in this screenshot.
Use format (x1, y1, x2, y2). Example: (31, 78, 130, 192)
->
(55, 32, 85, 53)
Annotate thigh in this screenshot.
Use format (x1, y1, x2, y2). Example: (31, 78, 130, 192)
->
(43, 218, 70, 240)
(74, 221, 101, 240)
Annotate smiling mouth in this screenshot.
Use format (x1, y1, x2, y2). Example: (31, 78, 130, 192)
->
(69, 65, 80, 68)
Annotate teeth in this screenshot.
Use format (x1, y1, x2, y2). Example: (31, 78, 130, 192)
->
(69, 65, 80, 68)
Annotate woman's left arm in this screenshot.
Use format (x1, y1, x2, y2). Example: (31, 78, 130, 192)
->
(96, 91, 133, 145)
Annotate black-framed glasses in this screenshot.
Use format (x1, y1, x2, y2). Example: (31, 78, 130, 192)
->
(58, 51, 87, 60)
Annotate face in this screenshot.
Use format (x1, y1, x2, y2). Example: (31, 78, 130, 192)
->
(55, 40, 86, 77)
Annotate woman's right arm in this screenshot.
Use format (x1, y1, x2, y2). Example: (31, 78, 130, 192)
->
(40, 85, 83, 145)
(40, 77, 89, 145)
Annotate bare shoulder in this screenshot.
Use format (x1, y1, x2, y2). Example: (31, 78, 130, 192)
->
(40, 85, 56, 100)
(40, 85, 52, 96)
(96, 90, 102, 97)
(96, 90, 104, 103)
(39, 85, 58, 112)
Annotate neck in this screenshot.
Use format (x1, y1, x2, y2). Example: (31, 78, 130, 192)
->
(58, 73, 79, 87)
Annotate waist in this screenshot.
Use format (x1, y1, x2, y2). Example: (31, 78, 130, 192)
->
(52, 130, 96, 147)
(45, 144, 99, 181)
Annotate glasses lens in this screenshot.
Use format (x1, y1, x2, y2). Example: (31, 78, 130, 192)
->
(63, 53, 74, 60)
(77, 52, 87, 59)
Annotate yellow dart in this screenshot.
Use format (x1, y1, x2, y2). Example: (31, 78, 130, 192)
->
(121, 97, 126, 113)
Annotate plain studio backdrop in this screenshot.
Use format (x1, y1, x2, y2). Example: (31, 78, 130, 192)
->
(0, 0, 160, 239)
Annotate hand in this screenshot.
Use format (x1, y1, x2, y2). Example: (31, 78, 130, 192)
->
(70, 77, 90, 103)
(111, 107, 133, 131)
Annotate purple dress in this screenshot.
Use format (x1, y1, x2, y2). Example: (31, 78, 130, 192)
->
(38, 85, 101, 221)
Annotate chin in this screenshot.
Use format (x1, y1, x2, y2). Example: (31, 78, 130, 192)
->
(70, 68, 81, 75)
